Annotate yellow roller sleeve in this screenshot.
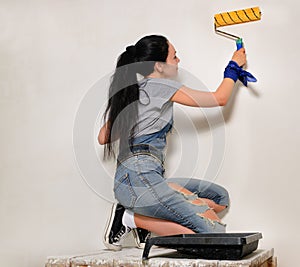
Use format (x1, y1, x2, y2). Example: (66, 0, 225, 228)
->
(214, 7, 261, 28)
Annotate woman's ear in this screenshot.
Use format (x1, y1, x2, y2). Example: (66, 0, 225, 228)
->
(154, 62, 164, 73)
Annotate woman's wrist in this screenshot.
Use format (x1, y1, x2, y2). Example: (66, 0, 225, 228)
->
(229, 60, 240, 67)
(224, 60, 242, 82)
(223, 60, 257, 87)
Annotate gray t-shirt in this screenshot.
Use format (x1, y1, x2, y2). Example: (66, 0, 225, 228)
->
(133, 78, 182, 137)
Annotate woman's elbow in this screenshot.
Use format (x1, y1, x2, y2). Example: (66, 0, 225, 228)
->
(215, 95, 228, 106)
(212, 92, 228, 107)
(218, 98, 228, 106)
(98, 134, 106, 145)
(98, 124, 109, 145)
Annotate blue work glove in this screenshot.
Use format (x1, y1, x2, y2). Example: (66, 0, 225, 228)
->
(224, 61, 257, 87)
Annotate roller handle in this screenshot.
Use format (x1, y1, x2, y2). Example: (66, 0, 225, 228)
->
(236, 38, 243, 50)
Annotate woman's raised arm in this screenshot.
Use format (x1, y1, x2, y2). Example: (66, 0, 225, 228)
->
(171, 48, 246, 108)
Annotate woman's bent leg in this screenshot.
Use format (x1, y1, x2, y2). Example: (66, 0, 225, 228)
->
(134, 213, 194, 236)
(115, 155, 226, 233)
(167, 178, 230, 213)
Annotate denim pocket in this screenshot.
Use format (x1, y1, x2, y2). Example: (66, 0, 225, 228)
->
(114, 173, 137, 209)
(135, 154, 165, 176)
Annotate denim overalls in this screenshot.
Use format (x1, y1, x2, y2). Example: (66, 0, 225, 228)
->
(114, 121, 228, 233)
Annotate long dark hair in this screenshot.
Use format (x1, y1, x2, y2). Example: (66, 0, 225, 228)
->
(103, 35, 169, 159)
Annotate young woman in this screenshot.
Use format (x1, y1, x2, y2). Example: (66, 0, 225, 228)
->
(98, 35, 247, 251)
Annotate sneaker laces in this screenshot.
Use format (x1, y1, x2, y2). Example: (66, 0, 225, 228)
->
(113, 225, 131, 244)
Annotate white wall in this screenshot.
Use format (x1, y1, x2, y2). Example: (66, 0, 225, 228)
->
(1, 0, 299, 266)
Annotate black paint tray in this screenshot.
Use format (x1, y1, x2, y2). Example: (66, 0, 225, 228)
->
(142, 232, 262, 260)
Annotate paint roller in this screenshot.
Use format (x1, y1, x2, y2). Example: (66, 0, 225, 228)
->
(214, 7, 261, 50)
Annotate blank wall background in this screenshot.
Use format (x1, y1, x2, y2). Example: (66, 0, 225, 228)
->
(1, 0, 299, 266)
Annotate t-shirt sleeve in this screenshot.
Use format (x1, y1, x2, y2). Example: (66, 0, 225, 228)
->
(153, 78, 183, 101)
